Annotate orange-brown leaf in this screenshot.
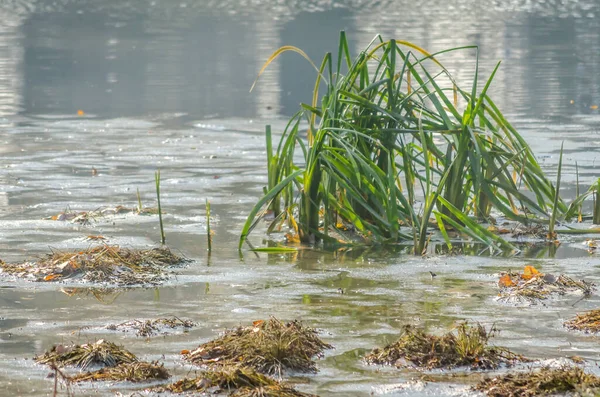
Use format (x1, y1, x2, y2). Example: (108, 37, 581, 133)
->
(180, 349, 190, 355)
(252, 320, 264, 327)
(44, 274, 61, 281)
(498, 274, 516, 288)
(522, 265, 540, 280)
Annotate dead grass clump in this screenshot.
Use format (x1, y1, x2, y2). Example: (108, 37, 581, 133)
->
(70, 361, 169, 383)
(0, 244, 187, 286)
(474, 366, 600, 397)
(162, 366, 316, 397)
(365, 323, 524, 370)
(497, 266, 593, 304)
(105, 317, 195, 337)
(35, 339, 137, 369)
(565, 309, 600, 333)
(184, 317, 332, 376)
(48, 205, 160, 224)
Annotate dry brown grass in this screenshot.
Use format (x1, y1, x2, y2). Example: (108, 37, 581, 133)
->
(365, 323, 525, 370)
(184, 317, 332, 376)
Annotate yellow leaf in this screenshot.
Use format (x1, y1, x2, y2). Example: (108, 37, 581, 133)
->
(498, 274, 516, 288)
(285, 232, 300, 244)
(522, 265, 540, 280)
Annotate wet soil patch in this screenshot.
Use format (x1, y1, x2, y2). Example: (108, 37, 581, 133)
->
(474, 366, 600, 396)
(105, 317, 196, 337)
(160, 366, 316, 397)
(497, 266, 594, 304)
(47, 205, 159, 225)
(183, 317, 332, 376)
(35, 339, 137, 369)
(0, 245, 188, 286)
(565, 309, 600, 333)
(365, 323, 525, 370)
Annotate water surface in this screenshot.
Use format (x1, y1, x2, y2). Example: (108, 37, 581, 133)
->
(1, 1, 600, 396)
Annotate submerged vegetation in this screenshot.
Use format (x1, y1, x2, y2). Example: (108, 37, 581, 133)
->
(241, 32, 600, 254)
(474, 366, 600, 397)
(365, 322, 524, 370)
(184, 317, 332, 376)
(0, 245, 188, 286)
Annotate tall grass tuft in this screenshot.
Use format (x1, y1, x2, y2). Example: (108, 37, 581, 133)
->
(241, 32, 568, 253)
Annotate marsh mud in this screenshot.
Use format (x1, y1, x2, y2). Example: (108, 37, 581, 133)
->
(3, 1, 600, 396)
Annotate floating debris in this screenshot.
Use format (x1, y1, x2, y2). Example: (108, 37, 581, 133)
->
(497, 265, 594, 304)
(106, 317, 195, 337)
(474, 366, 600, 397)
(565, 309, 600, 333)
(70, 361, 169, 383)
(184, 317, 332, 376)
(161, 366, 317, 397)
(35, 339, 137, 369)
(47, 205, 161, 225)
(365, 323, 525, 370)
(0, 245, 188, 286)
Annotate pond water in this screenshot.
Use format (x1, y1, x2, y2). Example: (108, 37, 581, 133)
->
(1, 1, 600, 396)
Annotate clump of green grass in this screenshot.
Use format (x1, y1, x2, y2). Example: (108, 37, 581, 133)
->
(474, 366, 600, 397)
(35, 339, 137, 369)
(161, 366, 317, 396)
(184, 317, 332, 376)
(70, 361, 169, 383)
(241, 31, 575, 254)
(0, 245, 188, 286)
(365, 323, 524, 370)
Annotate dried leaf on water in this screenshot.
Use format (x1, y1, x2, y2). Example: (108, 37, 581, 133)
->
(183, 317, 332, 376)
(474, 366, 600, 397)
(365, 322, 525, 370)
(35, 339, 137, 369)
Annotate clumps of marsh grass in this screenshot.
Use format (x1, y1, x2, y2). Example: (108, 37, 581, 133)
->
(161, 366, 316, 397)
(35, 339, 137, 369)
(47, 205, 160, 225)
(565, 309, 600, 333)
(184, 317, 332, 376)
(105, 317, 195, 337)
(497, 266, 594, 304)
(474, 366, 600, 397)
(0, 244, 188, 286)
(70, 361, 170, 383)
(365, 323, 525, 370)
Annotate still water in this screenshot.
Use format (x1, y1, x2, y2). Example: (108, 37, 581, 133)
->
(1, 1, 600, 396)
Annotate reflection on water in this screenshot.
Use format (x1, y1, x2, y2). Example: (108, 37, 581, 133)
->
(0, 0, 599, 119)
